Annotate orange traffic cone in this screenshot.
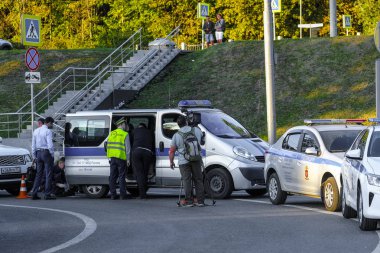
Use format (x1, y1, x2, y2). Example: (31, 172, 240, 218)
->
(16, 175, 30, 199)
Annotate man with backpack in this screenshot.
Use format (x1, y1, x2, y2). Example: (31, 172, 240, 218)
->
(169, 115, 205, 207)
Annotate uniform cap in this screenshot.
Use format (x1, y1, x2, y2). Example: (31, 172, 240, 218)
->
(115, 118, 126, 126)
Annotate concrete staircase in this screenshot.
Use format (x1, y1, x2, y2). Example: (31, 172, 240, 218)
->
(2, 27, 182, 156)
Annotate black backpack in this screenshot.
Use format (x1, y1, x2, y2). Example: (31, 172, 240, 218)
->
(178, 128, 202, 162)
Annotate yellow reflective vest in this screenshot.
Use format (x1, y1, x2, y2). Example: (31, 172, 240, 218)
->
(106, 128, 128, 160)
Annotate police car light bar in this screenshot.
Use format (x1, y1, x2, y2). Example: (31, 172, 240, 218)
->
(368, 118, 380, 123)
(304, 119, 366, 125)
(178, 100, 212, 108)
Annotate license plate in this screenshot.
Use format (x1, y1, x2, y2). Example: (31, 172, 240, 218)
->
(1, 167, 21, 174)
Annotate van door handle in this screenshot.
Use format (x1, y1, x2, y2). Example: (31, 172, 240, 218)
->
(159, 141, 164, 152)
(297, 161, 302, 166)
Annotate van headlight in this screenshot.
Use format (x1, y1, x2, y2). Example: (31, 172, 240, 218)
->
(367, 174, 380, 187)
(24, 154, 32, 163)
(233, 146, 257, 161)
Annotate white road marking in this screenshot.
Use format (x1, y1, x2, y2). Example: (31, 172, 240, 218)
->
(234, 198, 380, 253)
(0, 204, 97, 253)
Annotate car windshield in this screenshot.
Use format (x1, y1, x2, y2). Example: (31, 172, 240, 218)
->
(200, 111, 252, 138)
(368, 131, 380, 157)
(320, 130, 361, 153)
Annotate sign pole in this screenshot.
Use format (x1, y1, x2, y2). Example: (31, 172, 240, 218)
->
(299, 0, 302, 38)
(31, 82, 34, 133)
(202, 19, 205, 50)
(272, 13, 276, 40)
(376, 59, 380, 118)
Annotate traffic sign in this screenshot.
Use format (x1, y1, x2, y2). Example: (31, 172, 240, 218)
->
(25, 47, 40, 71)
(343, 15, 352, 29)
(25, 72, 41, 83)
(375, 22, 380, 53)
(197, 3, 210, 19)
(21, 14, 42, 46)
(271, 0, 281, 13)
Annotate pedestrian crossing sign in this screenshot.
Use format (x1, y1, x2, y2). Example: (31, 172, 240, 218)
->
(271, 0, 281, 13)
(22, 14, 42, 46)
(197, 3, 210, 19)
(343, 15, 352, 29)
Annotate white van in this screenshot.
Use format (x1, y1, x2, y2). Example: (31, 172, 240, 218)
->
(64, 100, 268, 199)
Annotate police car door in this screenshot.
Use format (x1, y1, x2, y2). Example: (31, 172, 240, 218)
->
(157, 112, 182, 186)
(346, 129, 369, 204)
(280, 131, 303, 191)
(298, 131, 321, 195)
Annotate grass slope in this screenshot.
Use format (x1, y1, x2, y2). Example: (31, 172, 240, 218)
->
(0, 48, 113, 113)
(129, 36, 379, 139)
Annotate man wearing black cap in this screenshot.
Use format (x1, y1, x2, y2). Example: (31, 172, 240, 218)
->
(106, 118, 131, 200)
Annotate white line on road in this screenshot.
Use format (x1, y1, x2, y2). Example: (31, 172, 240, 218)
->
(0, 204, 97, 253)
(234, 199, 380, 253)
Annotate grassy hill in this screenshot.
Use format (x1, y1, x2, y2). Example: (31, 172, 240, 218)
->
(129, 36, 379, 139)
(0, 36, 379, 139)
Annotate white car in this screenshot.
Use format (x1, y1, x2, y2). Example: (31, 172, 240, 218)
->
(0, 138, 34, 195)
(341, 119, 380, 230)
(264, 119, 365, 211)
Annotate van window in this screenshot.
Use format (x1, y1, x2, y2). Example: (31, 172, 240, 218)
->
(67, 117, 110, 147)
(162, 113, 180, 139)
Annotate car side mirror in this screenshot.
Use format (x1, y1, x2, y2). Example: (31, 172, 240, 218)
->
(346, 149, 361, 160)
(305, 147, 319, 156)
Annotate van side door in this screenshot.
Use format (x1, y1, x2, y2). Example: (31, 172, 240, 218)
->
(156, 112, 182, 186)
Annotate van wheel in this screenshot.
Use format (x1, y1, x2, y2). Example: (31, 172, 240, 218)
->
(246, 188, 267, 197)
(6, 187, 20, 196)
(342, 186, 356, 219)
(205, 168, 233, 199)
(126, 187, 140, 197)
(267, 173, 287, 205)
(322, 177, 340, 212)
(358, 187, 377, 231)
(82, 185, 109, 198)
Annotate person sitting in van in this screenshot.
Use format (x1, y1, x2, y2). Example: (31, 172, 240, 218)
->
(65, 122, 79, 147)
(132, 123, 154, 199)
(169, 115, 205, 207)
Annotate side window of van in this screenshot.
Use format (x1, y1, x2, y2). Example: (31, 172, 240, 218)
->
(68, 117, 110, 147)
(162, 113, 181, 139)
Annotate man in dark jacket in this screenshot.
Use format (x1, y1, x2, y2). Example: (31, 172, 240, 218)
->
(202, 15, 214, 48)
(132, 123, 154, 199)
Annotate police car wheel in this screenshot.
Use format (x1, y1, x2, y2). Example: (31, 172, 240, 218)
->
(267, 173, 287, 205)
(205, 168, 233, 199)
(82, 185, 109, 198)
(245, 189, 267, 197)
(322, 177, 340, 212)
(357, 188, 377, 231)
(342, 186, 356, 219)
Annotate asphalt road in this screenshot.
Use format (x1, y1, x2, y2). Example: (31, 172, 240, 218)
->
(0, 189, 379, 253)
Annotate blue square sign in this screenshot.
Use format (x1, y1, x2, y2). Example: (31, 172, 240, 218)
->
(22, 14, 42, 46)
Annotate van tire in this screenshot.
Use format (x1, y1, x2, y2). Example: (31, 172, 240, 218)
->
(205, 168, 233, 199)
(267, 173, 287, 205)
(322, 177, 340, 212)
(82, 185, 109, 198)
(245, 188, 267, 197)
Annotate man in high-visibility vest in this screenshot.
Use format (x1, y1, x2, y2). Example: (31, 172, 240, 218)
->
(106, 118, 131, 200)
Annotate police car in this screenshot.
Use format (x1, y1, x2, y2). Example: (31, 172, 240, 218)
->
(264, 119, 365, 211)
(341, 119, 380, 230)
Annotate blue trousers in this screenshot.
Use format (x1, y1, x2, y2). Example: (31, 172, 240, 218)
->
(109, 158, 127, 198)
(31, 150, 54, 196)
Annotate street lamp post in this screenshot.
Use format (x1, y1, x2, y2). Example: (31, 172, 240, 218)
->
(330, 0, 337, 37)
(263, 0, 276, 144)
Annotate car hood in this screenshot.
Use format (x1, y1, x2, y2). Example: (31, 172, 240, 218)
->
(0, 144, 30, 156)
(218, 138, 268, 156)
(331, 152, 345, 160)
(366, 158, 380, 174)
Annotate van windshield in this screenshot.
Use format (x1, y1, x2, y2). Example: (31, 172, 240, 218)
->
(200, 111, 251, 138)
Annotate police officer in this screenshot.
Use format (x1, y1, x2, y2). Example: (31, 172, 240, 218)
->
(132, 123, 154, 199)
(31, 116, 55, 200)
(106, 118, 131, 200)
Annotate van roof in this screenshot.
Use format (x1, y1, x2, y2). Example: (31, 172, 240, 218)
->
(66, 108, 221, 117)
